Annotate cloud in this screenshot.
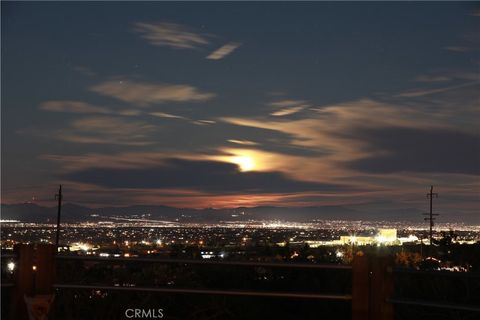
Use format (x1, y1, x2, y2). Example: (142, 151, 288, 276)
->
(148, 112, 217, 127)
(206, 42, 241, 60)
(118, 110, 143, 116)
(65, 158, 353, 194)
(133, 22, 242, 61)
(269, 99, 308, 108)
(40, 100, 142, 116)
(219, 95, 480, 183)
(395, 81, 479, 98)
(268, 99, 310, 117)
(271, 105, 306, 116)
(42, 149, 289, 174)
(133, 22, 209, 49)
(40, 79, 479, 207)
(72, 65, 96, 77)
(40, 152, 176, 173)
(444, 46, 471, 52)
(413, 70, 478, 83)
(227, 139, 259, 146)
(40, 101, 111, 114)
(149, 111, 187, 120)
(414, 75, 451, 83)
(91, 80, 215, 106)
(345, 127, 480, 175)
(191, 119, 216, 126)
(222, 99, 426, 151)
(59, 116, 156, 146)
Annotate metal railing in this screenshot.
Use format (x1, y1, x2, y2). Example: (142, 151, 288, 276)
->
(387, 298, 480, 313)
(389, 267, 480, 314)
(54, 283, 352, 300)
(54, 254, 353, 301)
(5, 244, 480, 320)
(55, 254, 352, 269)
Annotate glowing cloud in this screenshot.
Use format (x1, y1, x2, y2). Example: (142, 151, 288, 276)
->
(227, 139, 259, 146)
(271, 105, 306, 116)
(40, 101, 111, 114)
(133, 22, 209, 49)
(206, 42, 241, 60)
(230, 155, 256, 172)
(91, 80, 215, 106)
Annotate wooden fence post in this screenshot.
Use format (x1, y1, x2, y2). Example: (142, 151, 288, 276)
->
(352, 253, 369, 320)
(369, 256, 394, 320)
(35, 244, 56, 294)
(11, 244, 35, 320)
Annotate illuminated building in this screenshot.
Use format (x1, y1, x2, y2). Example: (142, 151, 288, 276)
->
(281, 229, 403, 247)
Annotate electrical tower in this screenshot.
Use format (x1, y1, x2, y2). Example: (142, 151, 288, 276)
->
(55, 185, 63, 248)
(423, 185, 438, 246)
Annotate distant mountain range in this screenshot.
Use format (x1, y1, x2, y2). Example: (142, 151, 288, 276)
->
(0, 202, 437, 223)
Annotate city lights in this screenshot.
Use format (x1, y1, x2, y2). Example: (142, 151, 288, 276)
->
(79, 243, 91, 251)
(1, 2, 478, 319)
(7, 261, 15, 272)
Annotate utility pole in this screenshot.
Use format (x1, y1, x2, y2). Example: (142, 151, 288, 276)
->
(422, 185, 438, 246)
(55, 185, 63, 248)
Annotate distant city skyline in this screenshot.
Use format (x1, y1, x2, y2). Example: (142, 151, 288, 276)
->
(2, 2, 479, 222)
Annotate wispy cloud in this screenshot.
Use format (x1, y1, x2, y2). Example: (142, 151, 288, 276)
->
(91, 79, 215, 106)
(59, 117, 156, 146)
(413, 70, 478, 83)
(444, 46, 471, 53)
(149, 111, 217, 127)
(40, 152, 175, 172)
(40, 100, 142, 116)
(269, 99, 308, 108)
(269, 99, 310, 116)
(218, 79, 480, 185)
(206, 42, 241, 60)
(414, 75, 451, 83)
(133, 22, 241, 60)
(72, 65, 96, 77)
(133, 22, 209, 49)
(220, 98, 461, 180)
(118, 110, 143, 116)
(227, 139, 259, 146)
(40, 101, 111, 114)
(149, 111, 187, 120)
(271, 106, 306, 117)
(191, 119, 216, 126)
(395, 81, 479, 98)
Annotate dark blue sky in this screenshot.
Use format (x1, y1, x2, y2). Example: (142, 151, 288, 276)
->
(2, 2, 479, 221)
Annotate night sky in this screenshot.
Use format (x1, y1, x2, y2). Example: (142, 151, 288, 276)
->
(2, 2, 479, 221)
